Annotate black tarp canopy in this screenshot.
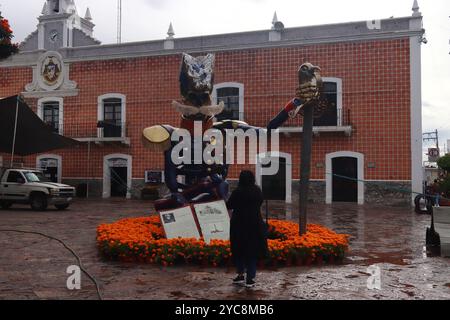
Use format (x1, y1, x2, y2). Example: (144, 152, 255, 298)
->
(0, 95, 78, 157)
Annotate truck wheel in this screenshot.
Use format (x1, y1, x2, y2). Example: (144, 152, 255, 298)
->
(0, 201, 13, 209)
(30, 194, 48, 211)
(55, 204, 70, 210)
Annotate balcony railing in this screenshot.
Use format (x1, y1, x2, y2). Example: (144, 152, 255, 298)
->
(59, 122, 131, 145)
(241, 107, 352, 136)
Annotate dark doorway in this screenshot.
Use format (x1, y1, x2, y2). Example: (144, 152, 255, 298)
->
(43, 166, 58, 183)
(332, 157, 357, 202)
(39, 158, 59, 183)
(110, 167, 127, 197)
(262, 157, 286, 201)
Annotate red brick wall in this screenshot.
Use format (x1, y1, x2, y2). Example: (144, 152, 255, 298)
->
(0, 37, 411, 181)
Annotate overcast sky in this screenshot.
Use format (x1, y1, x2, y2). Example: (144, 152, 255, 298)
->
(1, 0, 449, 153)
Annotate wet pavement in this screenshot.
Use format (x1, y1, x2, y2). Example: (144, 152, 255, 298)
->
(0, 199, 449, 300)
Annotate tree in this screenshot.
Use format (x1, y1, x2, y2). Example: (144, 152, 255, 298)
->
(437, 154, 450, 173)
(0, 12, 19, 60)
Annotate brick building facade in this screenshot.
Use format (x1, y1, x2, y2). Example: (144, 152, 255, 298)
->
(0, 0, 425, 205)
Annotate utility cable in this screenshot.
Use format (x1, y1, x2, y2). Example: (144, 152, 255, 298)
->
(0, 229, 103, 300)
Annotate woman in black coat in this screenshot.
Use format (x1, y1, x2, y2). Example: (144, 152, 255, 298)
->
(226, 170, 268, 288)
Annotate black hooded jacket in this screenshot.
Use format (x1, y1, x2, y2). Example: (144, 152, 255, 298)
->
(226, 177, 268, 260)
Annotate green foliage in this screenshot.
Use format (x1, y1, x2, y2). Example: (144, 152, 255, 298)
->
(437, 154, 450, 172)
(438, 176, 450, 197)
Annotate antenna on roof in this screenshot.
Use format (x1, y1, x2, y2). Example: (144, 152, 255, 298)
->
(117, 0, 122, 44)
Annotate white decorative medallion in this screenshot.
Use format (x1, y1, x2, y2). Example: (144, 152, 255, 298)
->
(24, 51, 78, 98)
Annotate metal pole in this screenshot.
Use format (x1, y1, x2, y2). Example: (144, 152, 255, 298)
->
(436, 129, 439, 150)
(299, 104, 314, 235)
(10, 97, 20, 167)
(117, 0, 122, 44)
(87, 141, 91, 199)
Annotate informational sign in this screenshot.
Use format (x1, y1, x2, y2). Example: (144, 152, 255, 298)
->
(159, 206, 201, 240)
(145, 170, 164, 184)
(193, 200, 230, 244)
(428, 148, 440, 163)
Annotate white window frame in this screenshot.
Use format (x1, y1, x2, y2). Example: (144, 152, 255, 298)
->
(103, 153, 132, 199)
(97, 93, 126, 138)
(325, 151, 364, 205)
(37, 97, 64, 135)
(255, 151, 292, 204)
(36, 154, 62, 183)
(212, 82, 244, 121)
(322, 77, 343, 127)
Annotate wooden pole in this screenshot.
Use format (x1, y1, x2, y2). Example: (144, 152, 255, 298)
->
(299, 103, 314, 235)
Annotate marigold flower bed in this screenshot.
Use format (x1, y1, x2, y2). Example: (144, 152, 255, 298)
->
(97, 216, 349, 267)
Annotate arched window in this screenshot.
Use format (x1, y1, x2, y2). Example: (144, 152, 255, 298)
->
(212, 82, 244, 121)
(97, 94, 126, 138)
(37, 97, 64, 134)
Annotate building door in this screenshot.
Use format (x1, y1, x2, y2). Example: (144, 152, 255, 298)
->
(262, 157, 286, 201)
(38, 158, 59, 183)
(332, 157, 358, 202)
(109, 158, 128, 198)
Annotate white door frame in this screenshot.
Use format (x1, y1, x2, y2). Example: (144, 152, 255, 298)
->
(255, 151, 292, 203)
(36, 154, 62, 183)
(326, 151, 364, 205)
(103, 154, 132, 199)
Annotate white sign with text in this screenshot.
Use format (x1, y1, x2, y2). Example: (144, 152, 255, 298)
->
(159, 206, 201, 240)
(193, 200, 230, 244)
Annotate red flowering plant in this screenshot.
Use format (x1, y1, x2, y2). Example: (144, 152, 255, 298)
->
(97, 215, 350, 267)
(0, 12, 19, 59)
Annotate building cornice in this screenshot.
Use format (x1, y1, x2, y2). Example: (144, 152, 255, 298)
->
(1, 16, 424, 67)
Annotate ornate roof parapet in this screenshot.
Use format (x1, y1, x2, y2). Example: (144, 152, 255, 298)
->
(164, 22, 175, 50)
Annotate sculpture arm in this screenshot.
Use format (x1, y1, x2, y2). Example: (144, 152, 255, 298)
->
(267, 98, 304, 130)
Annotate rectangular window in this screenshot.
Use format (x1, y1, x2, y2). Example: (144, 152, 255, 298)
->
(103, 98, 123, 138)
(216, 87, 240, 121)
(43, 102, 60, 133)
(314, 82, 338, 127)
(7, 171, 24, 183)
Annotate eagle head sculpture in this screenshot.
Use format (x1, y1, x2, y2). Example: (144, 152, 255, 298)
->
(296, 62, 329, 118)
(173, 53, 224, 121)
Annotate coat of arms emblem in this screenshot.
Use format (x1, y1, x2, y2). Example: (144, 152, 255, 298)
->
(41, 56, 61, 86)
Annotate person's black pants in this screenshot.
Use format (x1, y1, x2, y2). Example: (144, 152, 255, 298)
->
(235, 256, 257, 280)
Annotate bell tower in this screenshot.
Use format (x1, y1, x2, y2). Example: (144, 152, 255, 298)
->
(37, 0, 96, 50)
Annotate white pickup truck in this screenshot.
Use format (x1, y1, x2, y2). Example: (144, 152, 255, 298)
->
(0, 168, 75, 211)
